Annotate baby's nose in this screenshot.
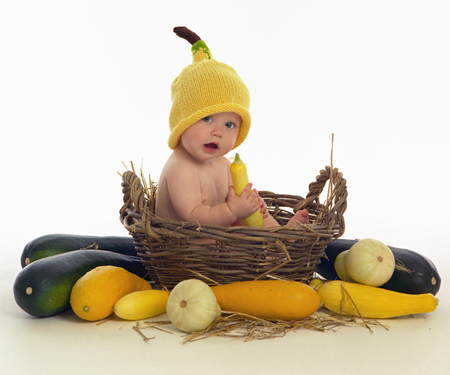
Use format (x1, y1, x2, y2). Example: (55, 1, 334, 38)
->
(211, 125, 223, 137)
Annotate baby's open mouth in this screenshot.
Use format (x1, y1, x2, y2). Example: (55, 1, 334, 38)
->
(204, 143, 218, 149)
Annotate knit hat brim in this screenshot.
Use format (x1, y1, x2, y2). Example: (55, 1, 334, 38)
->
(167, 103, 251, 150)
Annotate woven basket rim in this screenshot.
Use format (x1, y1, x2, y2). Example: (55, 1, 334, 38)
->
(119, 165, 348, 288)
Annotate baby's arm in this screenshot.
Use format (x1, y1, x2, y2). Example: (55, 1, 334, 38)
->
(166, 166, 262, 226)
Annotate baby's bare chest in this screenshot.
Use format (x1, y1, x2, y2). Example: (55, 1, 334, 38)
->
(198, 169, 229, 206)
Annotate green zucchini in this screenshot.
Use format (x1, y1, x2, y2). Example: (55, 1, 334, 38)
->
(315, 239, 358, 280)
(21, 234, 136, 268)
(380, 248, 441, 296)
(316, 239, 441, 295)
(13, 250, 148, 317)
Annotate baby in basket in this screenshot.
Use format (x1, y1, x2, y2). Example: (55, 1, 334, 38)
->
(155, 27, 308, 228)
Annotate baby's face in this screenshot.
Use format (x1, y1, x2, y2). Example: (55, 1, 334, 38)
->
(180, 112, 241, 161)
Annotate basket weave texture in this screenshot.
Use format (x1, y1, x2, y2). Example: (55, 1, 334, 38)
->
(119, 166, 347, 289)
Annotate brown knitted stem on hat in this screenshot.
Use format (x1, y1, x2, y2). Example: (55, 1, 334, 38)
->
(173, 26, 201, 45)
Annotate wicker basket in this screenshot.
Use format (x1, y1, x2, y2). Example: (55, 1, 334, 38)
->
(119, 166, 347, 289)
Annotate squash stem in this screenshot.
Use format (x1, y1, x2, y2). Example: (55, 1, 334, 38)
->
(234, 153, 243, 164)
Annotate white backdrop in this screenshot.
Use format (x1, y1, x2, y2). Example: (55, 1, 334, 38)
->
(1, 1, 449, 374)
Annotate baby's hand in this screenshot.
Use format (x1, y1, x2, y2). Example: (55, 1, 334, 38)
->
(226, 183, 262, 220)
(257, 192, 269, 218)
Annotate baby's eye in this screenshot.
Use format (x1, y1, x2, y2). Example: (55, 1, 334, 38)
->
(225, 122, 235, 129)
(203, 116, 212, 122)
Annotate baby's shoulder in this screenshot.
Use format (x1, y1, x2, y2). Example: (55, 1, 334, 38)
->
(216, 155, 232, 167)
(160, 151, 196, 178)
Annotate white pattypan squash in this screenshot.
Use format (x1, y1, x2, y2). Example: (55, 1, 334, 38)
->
(334, 250, 357, 283)
(166, 279, 220, 333)
(345, 238, 395, 286)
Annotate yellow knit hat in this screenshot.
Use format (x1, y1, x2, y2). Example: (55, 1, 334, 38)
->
(168, 27, 251, 150)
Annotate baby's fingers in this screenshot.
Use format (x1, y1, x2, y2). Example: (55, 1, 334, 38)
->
(260, 202, 269, 218)
(241, 182, 253, 197)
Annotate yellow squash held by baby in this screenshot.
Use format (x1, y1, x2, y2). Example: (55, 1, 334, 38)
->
(230, 153, 265, 228)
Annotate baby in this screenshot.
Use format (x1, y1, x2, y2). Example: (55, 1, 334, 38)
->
(155, 27, 308, 228)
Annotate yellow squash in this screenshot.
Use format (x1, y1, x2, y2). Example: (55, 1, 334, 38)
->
(310, 279, 439, 319)
(113, 289, 169, 320)
(230, 153, 264, 228)
(70, 266, 152, 321)
(211, 280, 321, 320)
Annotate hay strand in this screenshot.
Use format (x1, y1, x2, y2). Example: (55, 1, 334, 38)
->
(181, 309, 389, 344)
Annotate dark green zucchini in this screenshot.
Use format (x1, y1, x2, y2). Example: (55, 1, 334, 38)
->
(315, 239, 357, 280)
(380, 248, 440, 296)
(14, 250, 148, 317)
(21, 234, 136, 268)
(316, 239, 441, 295)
